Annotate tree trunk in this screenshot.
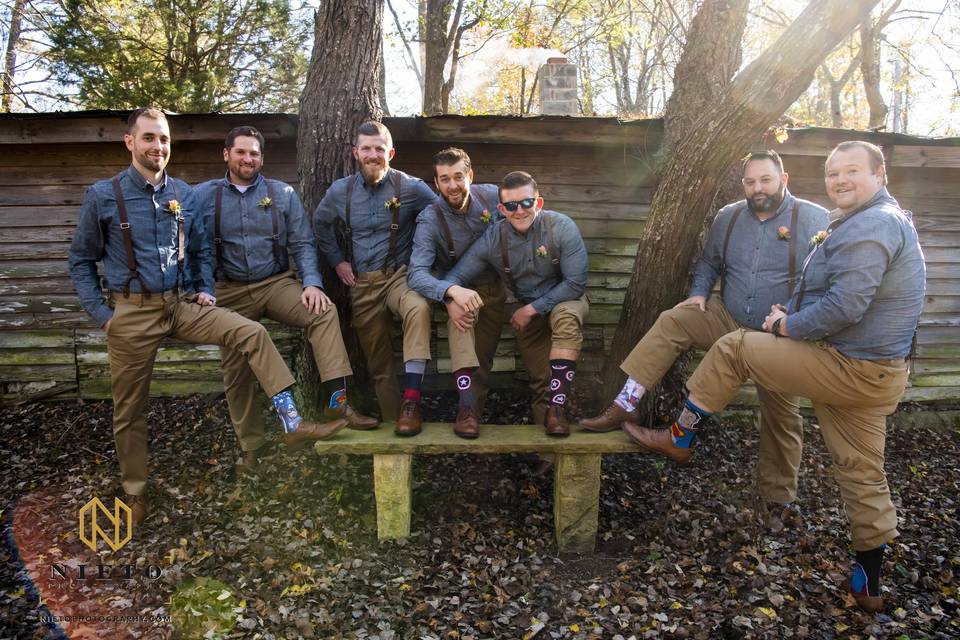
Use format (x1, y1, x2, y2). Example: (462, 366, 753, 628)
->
(860, 17, 887, 129)
(601, 0, 881, 410)
(2, 0, 27, 112)
(296, 0, 383, 417)
(422, 0, 453, 114)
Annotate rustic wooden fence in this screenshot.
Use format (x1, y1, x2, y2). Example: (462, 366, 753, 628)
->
(0, 111, 956, 405)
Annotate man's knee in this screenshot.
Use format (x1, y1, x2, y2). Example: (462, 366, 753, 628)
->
(549, 309, 583, 349)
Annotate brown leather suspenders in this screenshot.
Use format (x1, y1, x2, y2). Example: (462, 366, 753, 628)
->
(718, 206, 744, 299)
(343, 170, 403, 272)
(432, 185, 496, 269)
(499, 211, 562, 298)
(214, 178, 280, 278)
(719, 201, 800, 298)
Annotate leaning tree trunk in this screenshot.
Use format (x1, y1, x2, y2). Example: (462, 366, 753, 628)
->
(295, 0, 383, 417)
(860, 16, 888, 130)
(602, 0, 882, 409)
(2, 0, 27, 112)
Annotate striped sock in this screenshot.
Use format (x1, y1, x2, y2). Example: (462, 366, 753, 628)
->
(402, 359, 427, 402)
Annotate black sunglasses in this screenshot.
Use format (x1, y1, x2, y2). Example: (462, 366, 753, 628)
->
(501, 197, 537, 212)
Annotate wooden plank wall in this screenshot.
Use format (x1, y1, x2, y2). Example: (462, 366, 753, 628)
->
(0, 112, 956, 405)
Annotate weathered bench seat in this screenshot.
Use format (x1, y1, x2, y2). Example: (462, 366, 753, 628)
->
(313, 423, 643, 552)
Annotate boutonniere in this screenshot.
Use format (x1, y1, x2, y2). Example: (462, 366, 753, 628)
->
(536, 245, 548, 257)
(384, 196, 401, 211)
(810, 230, 828, 247)
(166, 199, 183, 221)
(480, 210, 492, 224)
(258, 196, 272, 209)
(777, 226, 790, 241)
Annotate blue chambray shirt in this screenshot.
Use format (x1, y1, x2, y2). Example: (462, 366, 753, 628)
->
(689, 190, 830, 330)
(439, 210, 589, 316)
(313, 168, 437, 273)
(193, 173, 323, 289)
(407, 183, 502, 302)
(69, 166, 207, 328)
(787, 187, 926, 360)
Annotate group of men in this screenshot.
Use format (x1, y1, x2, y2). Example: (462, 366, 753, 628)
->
(69, 107, 925, 613)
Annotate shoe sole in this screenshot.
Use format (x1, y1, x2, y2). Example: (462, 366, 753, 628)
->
(394, 429, 422, 437)
(578, 423, 622, 433)
(454, 430, 479, 439)
(545, 431, 571, 437)
(348, 422, 380, 431)
(622, 423, 692, 464)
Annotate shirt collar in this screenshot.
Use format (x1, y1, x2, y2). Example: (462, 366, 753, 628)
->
(126, 165, 169, 192)
(223, 171, 263, 193)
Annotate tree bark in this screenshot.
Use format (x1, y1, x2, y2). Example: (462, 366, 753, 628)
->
(860, 19, 886, 129)
(602, 0, 881, 408)
(422, 0, 454, 114)
(2, 0, 27, 112)
(296, 0, 383, 417)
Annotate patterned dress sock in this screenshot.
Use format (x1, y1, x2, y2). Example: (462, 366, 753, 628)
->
(548, 359, 577, 407)
(613, 377, 646, 412)
(402, 359, 428, 403)
(853, 545, 886, 597)
(270, 389, 303, 433)
(454, 367, 476, 408)
(323, 377, 348, 410)
(670, 398, 712, 448)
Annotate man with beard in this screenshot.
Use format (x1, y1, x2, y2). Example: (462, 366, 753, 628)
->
(407, 147, 506, 438)
(194, 126, 377, 475)
(69, 109, 347, 526)
(314, 121, 437, 435)
(441, 171, 589, 436)
(578, 151, 829, 526)
(624, 141, 925, 612)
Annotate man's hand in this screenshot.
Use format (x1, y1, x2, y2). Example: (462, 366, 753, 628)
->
(511, 303, 538, 333)
(301, 286, 332, 314)
(446, 300, 475, 332)
(762, 304, 789, 336)
(103, 319, 111, 332)
(446, 285, 483, 312)
(674, 294, 706, 312)
(335, 261, 356, 287)
(197, 292, 217, 306)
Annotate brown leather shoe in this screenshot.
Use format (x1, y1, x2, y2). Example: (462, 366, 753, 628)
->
(323, 403, 379, 430)
(453, 406, 479, 439)
(578, 402, 637, 432)
(622, 421, 693, 464)
(765, 502, 802, 532)
(125, 493, 147, 528)
(282, 418, 348, 450)
(395, 399, 422, 437)
(235, 447, 263, 477)
(842, 577, 885, 613)
(543, 406, 571, 437)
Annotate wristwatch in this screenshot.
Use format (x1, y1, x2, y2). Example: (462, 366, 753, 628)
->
(771, 317, 783, 336)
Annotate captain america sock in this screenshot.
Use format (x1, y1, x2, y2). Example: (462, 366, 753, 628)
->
(402, 359, 427, 402)
(322, 377, 347, 410)
(549, 359, 576, 407)
(270, 389, 303, 433)
(613, 377, 646, 412)
(852, 545, 885, 597)
(454, 367, 476, 408)
(670, 399, 712, 448)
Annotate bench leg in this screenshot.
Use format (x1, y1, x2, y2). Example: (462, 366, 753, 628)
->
(553, 453, 601, 553)
(373, 454, 412, 540)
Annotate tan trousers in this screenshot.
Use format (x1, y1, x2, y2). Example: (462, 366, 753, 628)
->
(215, 271, 353, 452)
(688, 329, 908, 550)
(516, 296, 589, 424)
(620, 297, 803, 503)
(351, 266, 432, 420)
(106, 290, 295, 496)
(447, 280, 507, 413)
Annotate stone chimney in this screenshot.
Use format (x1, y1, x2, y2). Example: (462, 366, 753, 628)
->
(538, 57, 578, 115)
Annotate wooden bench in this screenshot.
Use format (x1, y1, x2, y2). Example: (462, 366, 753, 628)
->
(313, 423, 644, 553)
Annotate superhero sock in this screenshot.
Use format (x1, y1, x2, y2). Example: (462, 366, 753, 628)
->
(853, 545, 885, 597)
(270, 389, 303, 433)
(322, 377, 347, 410)
(671, 399, 712, 448)
(549, 359, 576, 407)
(613, 377, 646, 412)
(455, 367, 476, 408)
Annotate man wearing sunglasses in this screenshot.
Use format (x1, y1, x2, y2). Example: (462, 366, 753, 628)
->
(439, 171, 589, 436)
(407, 148, 506, 439)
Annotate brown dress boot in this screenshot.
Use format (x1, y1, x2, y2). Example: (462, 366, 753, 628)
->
(543, 406, 571, 437)
(235, 447, 263, 477)
(622, 421, 693, 464)
(453, 406, 479, 439)
(282, 418, 349, 450)
(395, 399, 422, 437)
(125, 493, 148, 528)
(842, 577, 885, 613)
(578, 402, 637, 432)
(323, 403, 379, 430)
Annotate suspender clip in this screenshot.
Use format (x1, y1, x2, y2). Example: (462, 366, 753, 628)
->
(390, 223, 399, 231)
(120, 222, 131, 229)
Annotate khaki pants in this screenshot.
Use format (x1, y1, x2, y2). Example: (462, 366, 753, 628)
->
(516, 296, 589, 424)
(688, 329, 908, 550)
(351, 266, 432, 420)
(447, 280, 507, 413)
(620, 297, 803, 503)
(216, 271, 353, 452)
(106, 290, 295, 496)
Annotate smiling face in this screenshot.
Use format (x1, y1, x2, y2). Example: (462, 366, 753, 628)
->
(435, 160, 474, 210)
(124, 114, 170, 176)
(825, 146, 886, 214)
(353, 133, 395, 184)
(498, 183, 542, 234)
(742, 158, 787, 215)
(224, 135, 263, 185)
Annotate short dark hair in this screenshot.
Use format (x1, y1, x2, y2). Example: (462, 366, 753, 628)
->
(499, 171, 538, 200)
(828, 140, 886, 173)
(740, 150, 784, 175)
(433, 147, 472, 175)
(126, 107, 167, 133)
(225, 126, 265, 152)
(355, 120, 393, 148)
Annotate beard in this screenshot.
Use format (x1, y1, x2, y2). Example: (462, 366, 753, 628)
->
(360, 159, 388, 184)
(443, 188, 469, 210)
(747, 183, 786, 213)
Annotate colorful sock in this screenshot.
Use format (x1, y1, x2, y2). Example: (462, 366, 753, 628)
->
(402, 359, 427, 402)
(671, 398, 712, 448)
(270, 389, 303, 433)
(852, 545, 885, 597)
(323, 377, 347, 410)
(613, 377, 646, 413)
(455, 367, 476, 408)
(548, 359, 576, 407)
